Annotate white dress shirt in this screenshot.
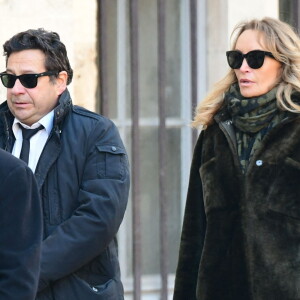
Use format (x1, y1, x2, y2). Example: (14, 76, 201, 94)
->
(12, 110, 54, 172)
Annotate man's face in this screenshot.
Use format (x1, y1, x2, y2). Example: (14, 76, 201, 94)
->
(6, 49, 63, 125)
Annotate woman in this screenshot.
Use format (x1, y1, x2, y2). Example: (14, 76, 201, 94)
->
(173, 17, 300, 300)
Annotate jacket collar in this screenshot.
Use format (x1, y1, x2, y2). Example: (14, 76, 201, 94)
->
(214, 103, 231, 124)
(53, 89, 72, 127)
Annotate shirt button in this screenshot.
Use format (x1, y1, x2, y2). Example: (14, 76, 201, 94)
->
(111, 146, 117, 152)
(92, 287, 98, 292)
(256, 160, 263, 166)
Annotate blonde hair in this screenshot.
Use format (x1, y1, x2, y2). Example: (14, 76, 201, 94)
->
(192, 17, 300, 129)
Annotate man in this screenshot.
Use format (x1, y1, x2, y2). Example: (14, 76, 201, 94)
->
(0, 29, 130, 299)
(0, 148, 42, 300)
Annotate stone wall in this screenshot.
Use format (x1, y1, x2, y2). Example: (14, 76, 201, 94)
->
(0, 0, 280, 112)
(0, 0, 98, 111)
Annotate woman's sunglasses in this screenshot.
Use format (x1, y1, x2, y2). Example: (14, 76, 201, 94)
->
(226, 50, 275, 69)
(0, 71, 58, 89)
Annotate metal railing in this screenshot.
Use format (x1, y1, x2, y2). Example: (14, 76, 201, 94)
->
(98, 1, 198, 298)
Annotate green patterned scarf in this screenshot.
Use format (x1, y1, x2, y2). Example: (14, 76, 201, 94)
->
(225, 84, 284, 173)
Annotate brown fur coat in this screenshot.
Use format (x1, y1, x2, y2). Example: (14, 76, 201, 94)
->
(174, 107, 300, 300)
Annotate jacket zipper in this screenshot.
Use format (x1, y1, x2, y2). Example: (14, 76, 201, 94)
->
(3, 114, 11, 152)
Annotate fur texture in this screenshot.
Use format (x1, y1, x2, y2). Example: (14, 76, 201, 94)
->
(174, 108, 300, 300)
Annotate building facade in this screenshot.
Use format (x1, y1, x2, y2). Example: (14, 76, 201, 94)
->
(1, 0, 299, 299)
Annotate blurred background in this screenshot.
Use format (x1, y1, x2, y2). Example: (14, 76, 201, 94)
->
(0, 0, 298, 299)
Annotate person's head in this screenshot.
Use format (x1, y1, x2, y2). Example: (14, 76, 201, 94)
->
(193, 17, 300, 128)
(228, 30, 282, 98)
(1, 28, 73, 125)
(227, 17, 300, 98)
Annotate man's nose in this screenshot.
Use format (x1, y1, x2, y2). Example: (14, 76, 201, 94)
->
(10, 79, 26, 93)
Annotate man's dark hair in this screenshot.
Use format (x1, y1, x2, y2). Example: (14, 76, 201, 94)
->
(3, 28, 73, 85)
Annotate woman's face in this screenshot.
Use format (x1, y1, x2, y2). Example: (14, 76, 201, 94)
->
(234, 29, 282, 98)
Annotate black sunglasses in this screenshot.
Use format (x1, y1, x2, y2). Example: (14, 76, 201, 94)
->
(0, 71, 58, 89)
(226, 50, 275, 69)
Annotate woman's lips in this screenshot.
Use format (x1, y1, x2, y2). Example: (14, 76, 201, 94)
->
(239, 79, 254, 86)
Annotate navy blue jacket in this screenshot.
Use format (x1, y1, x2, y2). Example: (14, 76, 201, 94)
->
(0, 148, 42, 300)
(0, 89, 130, 300)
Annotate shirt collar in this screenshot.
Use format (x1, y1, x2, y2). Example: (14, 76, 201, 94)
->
(13, 110, 54, 137)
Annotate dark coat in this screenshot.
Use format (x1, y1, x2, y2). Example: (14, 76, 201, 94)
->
(174, 106, 300, 300)
(0, 148, 42, 300)
(0, 89, 130, 300)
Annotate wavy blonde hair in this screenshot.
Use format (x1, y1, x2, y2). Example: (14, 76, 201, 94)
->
(192, 17, 300, 129)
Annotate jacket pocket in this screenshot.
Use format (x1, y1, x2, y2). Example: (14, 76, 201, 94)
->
(199, 157, 232, 213)
(53, 274, 122, 300)
(267, 157, 300, 220)
(96, 144, 127, 180)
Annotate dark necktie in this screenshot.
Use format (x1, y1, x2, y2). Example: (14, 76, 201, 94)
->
(19, 124, 44, 164)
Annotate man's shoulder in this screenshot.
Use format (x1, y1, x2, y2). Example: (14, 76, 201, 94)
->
(70, 105, 115, 127)
(0, 148, 22, 165)
(72, 105, 105, 119)
(65, 105, 122, 145)
(0, 149, 28, 175)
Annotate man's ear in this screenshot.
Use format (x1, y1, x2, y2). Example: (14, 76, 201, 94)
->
(56, 71, 68, 95)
